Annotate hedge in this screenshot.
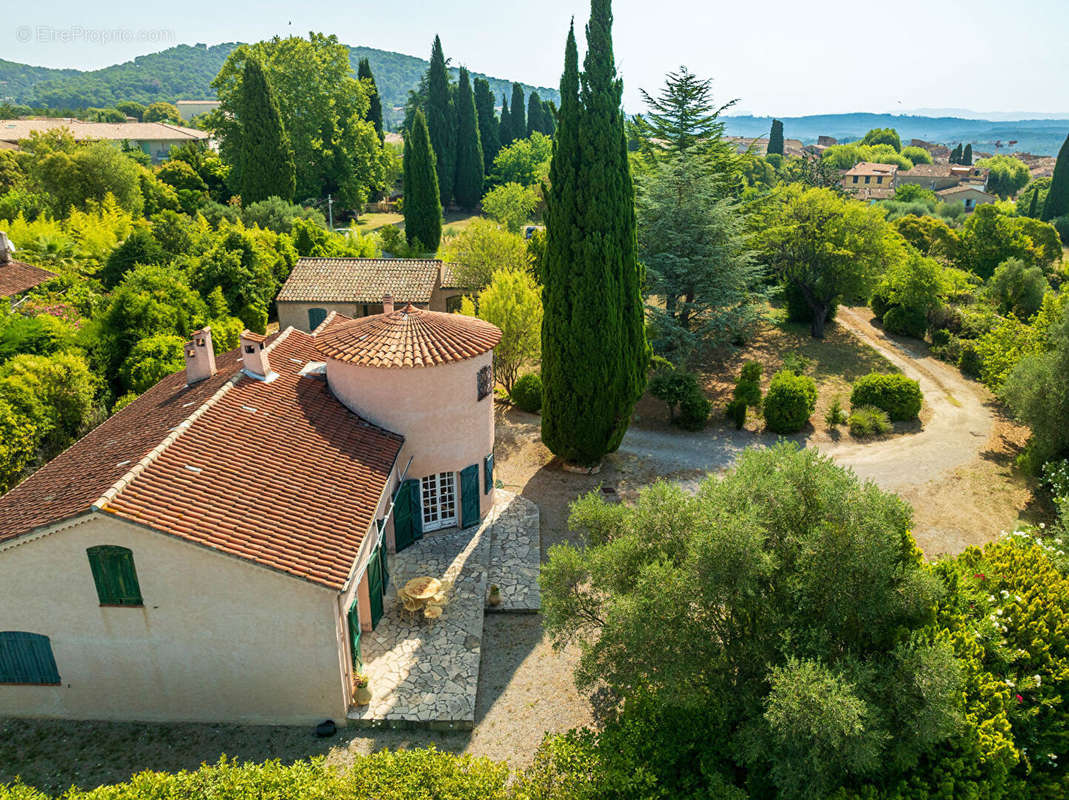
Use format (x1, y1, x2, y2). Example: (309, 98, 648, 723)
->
(511, 372, 543, 413)
(763, 370, 817, 433)
(850, 373, 922, 421)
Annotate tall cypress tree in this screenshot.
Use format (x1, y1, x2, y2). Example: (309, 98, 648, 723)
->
(1028, 186, 1040, 218)
(544, 100, 558, 136)
(768, 118, 784, 156)
(950, 143, 962, 164)
(403, 109, 442, 252)
(236, 56, 295, 203)
(527, 91, 544, 136)
(499, 95, 511, 147)
(425, 35, 456, 206)
(1042, 132, 1069, 221)
(963, 143, 973, 166)
(474, 78, 501, 173)
(357, 57, 384, 142)
(509, 82, 526, 143)
(541, 2, 648, 466)
(453, 67, 484, 209)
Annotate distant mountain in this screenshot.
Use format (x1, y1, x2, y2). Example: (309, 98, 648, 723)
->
(0, 42, 559, 129)
(724, 113, 1069, 156)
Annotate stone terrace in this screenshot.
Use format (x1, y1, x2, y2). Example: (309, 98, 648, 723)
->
(348, 490, 540, 730)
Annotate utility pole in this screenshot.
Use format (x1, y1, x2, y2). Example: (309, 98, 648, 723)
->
(327, 193, 334, 231)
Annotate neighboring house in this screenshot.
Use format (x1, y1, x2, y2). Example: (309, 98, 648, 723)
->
(935, 185, 997, 213)
(895, 163, 989, 191)
(277, 258, 466, 333)
(0, 305, 501, 724)
(174, 100, 220, 123)
(0, 119, 210, 163)
(725, 136, 806, 157)
(841, 162, 899, 199)
(0, 232, 52, 304)
(909, 139, 951, 161)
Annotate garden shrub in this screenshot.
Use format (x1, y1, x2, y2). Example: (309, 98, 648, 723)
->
(650, 367, 709, 429)
(974, 315, 1041, 390)
(869, 285, 893, 321)
(1052, 214, 1069, 245)
(733, 361, 763, 408)
(882, 305, 928, 339)
(850, 373, 922, 420)
(824, 396, 847, 427)
(783, 281, 838, 326)
(957, 342, 982, 376)
(510, 372, 542, 413)
(678, 389, 712, 431)
(762, 369, 817, 433)
(726, 398, 747, 429)
(848, 405, 892, 436)
(930, 328, 951, 348)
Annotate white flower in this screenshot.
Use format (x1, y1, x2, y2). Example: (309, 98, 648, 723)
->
(1034, 675, 1042, 687)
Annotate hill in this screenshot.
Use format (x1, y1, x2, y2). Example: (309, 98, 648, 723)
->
(724, 112, 1069, 156)
(0, 42, 559, 128)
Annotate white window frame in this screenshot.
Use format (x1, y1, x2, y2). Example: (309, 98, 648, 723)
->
(420, 472, 458, 532)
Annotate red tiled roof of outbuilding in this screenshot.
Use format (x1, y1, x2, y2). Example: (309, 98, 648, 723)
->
(0, 259, 53, 298)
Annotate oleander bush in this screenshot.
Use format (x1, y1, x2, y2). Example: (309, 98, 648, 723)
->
(850, 373, 922, 421)
(762, 369, 817, 433)
(510, 371, 543, 413)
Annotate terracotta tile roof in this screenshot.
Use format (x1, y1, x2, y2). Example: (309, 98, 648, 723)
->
(935, 185, 996, 199)
(277, 258, 448, 304)
(0, 331, 403, 590)
(0, 119, 208, 143)
(315, 304, 501, 369)
(0, 259, 54, 298)
(843, 161, 899, 177)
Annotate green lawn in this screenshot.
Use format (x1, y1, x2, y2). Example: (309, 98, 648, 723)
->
(352, 210, 484, 239)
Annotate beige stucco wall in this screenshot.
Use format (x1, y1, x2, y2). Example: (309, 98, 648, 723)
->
(0, 513, 350, 725)
(326, 352, 495, 523)
(278, 301, 365, 333)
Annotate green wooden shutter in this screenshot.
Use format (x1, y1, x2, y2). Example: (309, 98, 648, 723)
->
(0, 632, 60, 685)
(460, 464, 480, 529)
(379, 535, 390, 589)
(367, 545, 384, 629)
(484, 453, 494, 495)
(87, 546, 143, 606)
(347, 598, 362, 670)
(408, 479, 424, 540)
(308, 308, 328, 330)
(393, 479, 421, 553)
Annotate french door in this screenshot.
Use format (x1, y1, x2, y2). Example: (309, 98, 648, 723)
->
(420, 472, 457, 532)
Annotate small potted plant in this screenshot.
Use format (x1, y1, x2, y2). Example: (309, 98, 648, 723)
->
(353, 672, 372, 706)
(488, 584, 502, 607)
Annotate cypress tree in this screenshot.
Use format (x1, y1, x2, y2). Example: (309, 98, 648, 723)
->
(425, 35, 456, 206)
(527, 91, 543, 136)
(768, 118, 784, 156)
(453, 67, 484, 209)
(963, 143, 973, 166)
(403, 110, 442, 252)
(500, 95, 512, 146)
(541, 2, 648, 466)
(236, 56, 295, 203)
(950, 143, 962, 164)
(1042, 132, 1069, 221)
(510, 82, 526, 143)
(357, 57, 384, 142)
(1028, 186, 1039, 218)
(544, 100, 558, 136)
(474, 78, 501, 173)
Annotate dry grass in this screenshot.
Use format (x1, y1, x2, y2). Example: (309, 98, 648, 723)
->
(351, 212, 403, 234)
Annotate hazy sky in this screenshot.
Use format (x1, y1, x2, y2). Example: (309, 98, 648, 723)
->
(7, 0, 1069, 117)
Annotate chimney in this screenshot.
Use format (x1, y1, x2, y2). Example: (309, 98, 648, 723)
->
(240, 330, 276, 382)
(383, 293, 394, 314)
(0, 232, 13, 265)
(184, 327, 217, 385)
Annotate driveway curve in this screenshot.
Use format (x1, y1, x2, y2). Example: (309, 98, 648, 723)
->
(617, 307, 996, 494)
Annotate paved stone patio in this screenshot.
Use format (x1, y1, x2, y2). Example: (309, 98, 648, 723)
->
(347, 490, 540, 729)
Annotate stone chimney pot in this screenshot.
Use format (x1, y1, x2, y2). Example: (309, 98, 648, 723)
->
(383, 294, 394, 314)
(240, 330, 275, 382)
(184, 327, 217, 385)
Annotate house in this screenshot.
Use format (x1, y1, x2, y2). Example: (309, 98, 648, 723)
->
(895, 163, 989, 191)
(725, 136, 806, 157)
(841, 162, 899, 199)
(0, 232, 53, 303)
(0, 119, 210, 163)
(935, 185, 997, 213)
(277, 258, 466, 333)
(175, 100, 220, 123)
(909, 139, 951, 161)
(0, 303, 502, 725)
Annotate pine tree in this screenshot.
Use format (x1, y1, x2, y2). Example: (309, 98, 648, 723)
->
(541, 2, 648, 466)
(527, 91, 543, 136)
(1042, 132, 1069, 221)
(768, 118, 784, 156)
(236, 56, 295, 203)
(509, 82, 526, 143)
(499, 95, 512, 149)
(425, 35, 456, 206)
(357, 57, 384, 142)
(963, 143, 973, 166)
(474, 78, 501, 173)
(453, 67, 484, 209)
(403, 109, 442, 252)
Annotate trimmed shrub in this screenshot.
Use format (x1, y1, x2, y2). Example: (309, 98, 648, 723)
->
(650, 367, 710, 429)
(678, 389, 712, 431)
(763, 370, 817, 433)
(733, 361, 763, 408)
(850, 373, 922, 421)
(848, 405, 892, 436)
(783, 281, 838, 326)
(510, 372, 542, 413)
(726, 398, 747, 429)
(739, 361, 763, 384)
(882, 306, 927, 339)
